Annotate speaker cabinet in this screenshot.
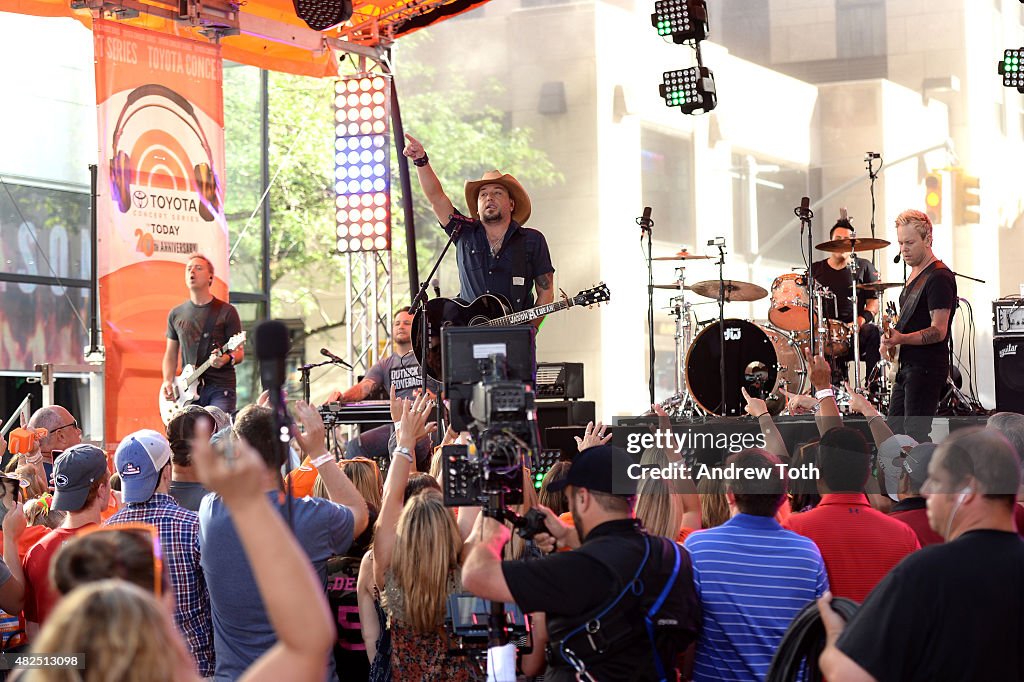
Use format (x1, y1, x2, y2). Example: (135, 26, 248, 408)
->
(994, 336, 1024, 413)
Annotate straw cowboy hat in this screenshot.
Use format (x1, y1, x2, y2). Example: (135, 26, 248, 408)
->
(464, 170, 532, 225)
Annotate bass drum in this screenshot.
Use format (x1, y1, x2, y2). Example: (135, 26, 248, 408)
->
(685, 320, 807, 417)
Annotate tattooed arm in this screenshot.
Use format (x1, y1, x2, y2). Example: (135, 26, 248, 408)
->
(532, 272, 555, 328)
(883, 309, 951, 348)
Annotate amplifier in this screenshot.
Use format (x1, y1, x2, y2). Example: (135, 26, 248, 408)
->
(536, 362, 584, 400)
(994, 335, 1024, 413)
(993, 299, 1024, 337)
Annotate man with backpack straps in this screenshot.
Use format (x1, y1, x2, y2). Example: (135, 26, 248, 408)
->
(462, 445, 701, 681)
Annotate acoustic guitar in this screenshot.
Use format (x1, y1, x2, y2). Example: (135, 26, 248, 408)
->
(411, 284, 611, 382)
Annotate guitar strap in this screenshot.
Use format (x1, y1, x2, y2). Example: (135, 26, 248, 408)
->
(196, 298, 225, 368)
(507, 227, 529, 312)
(895, 261, 945, 334)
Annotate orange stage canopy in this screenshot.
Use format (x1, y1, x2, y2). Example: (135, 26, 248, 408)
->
(1, 0, 490, 76)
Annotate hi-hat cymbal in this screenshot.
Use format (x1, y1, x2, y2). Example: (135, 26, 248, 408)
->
(689, 279, 768, 302)
(653, 283, 693, 290)
(816, 237, 891, 253)
(857, 281, 903, 292)
(652, 250, 713, 261)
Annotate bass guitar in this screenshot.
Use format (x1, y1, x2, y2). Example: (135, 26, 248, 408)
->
(159, 331, 246, 425)
(412, 284, 611, 382)
(881, 301, 900, 384)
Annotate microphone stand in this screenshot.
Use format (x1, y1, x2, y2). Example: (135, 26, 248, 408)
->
(299, 358, 340, 404)
(411, 216, 466, 440)
(639, 212, 655, 406)
(796, 203, 816, 357)
(714, 241, 727, 415)
(865, 153, 882, 267)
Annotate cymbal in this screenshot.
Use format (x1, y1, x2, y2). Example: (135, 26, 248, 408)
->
(689, 279, 768, 302)
(652, 283, 693, 290)
(652, 250, 713, 261)
(857, 281, 903, 292)
(815, 237, 891, 253)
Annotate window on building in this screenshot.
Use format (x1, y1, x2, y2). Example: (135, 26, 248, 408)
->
(731, 152, 812, 265)
(836, 0, 887, 59)
(640, 127, 695, 248)
(714, 0, 770, 66)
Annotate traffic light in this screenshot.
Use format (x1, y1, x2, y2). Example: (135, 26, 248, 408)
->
(924, 173, 942, 225)
(953, 171, 981, 224)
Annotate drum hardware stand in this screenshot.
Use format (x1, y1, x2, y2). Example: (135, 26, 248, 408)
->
(847, 243, 864, 390)
(794, 197, 817, 356)
(661, 278, 703, 418)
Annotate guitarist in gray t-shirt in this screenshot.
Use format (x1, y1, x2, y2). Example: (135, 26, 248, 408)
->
(161, 254, 244, 415)
(326, 307, 436, 469)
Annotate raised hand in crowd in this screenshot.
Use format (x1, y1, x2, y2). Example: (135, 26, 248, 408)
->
(741, 387, 769, 418)
(574, 420, 612, 452)
(779, 388, 817, 415)
(291, 400, 368, 536)
(742, 387, 789, 460)
(190, 421, 335, 682)
(844, 382, 898, 452)
(373, 392, 435, 588)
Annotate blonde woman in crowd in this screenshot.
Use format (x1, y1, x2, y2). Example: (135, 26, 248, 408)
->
(373, 393, 479, 681)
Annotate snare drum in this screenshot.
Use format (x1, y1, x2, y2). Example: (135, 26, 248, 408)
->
(769, 272, 813, 331)
(685, 320, 807, 417)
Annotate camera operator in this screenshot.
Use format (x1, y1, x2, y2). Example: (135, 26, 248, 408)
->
(462, 445, 701, 681)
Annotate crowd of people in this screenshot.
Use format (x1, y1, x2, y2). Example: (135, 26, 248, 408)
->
(0, 368, 1021, 682)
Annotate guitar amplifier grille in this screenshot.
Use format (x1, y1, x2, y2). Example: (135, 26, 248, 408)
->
(994, 336, 1024, 413)
(536, 362, 584, 400)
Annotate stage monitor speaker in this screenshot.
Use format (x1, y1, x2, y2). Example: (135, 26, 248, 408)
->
(994, 336, 1024, 413)
(537, 400, 595, 450)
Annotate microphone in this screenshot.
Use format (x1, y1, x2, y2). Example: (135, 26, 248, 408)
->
(431, 278, 441, 298)
(320, 347, 353, 369)
(637, 206, 653, 239)
(800, 196, 810, 213)
(865, 152, 881, 160)
(256, 320, 290, 394)
(893, 253, 901, 264)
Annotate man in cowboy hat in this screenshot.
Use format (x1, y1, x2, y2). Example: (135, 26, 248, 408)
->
(403, 134, 554, 319)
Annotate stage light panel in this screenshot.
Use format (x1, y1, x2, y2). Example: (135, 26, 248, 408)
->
(334, 74, 391, 253)
(998, 48, 1024, 92)
(651, 0, 708, 44)
(659, 67, 718, 115)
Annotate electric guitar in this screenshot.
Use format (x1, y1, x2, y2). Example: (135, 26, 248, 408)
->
(412, 284, 611, 382)
(881, 301, 900, 384)
(159, 331, 246, 425)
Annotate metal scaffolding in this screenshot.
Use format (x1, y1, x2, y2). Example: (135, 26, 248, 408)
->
(345, 250, 393, 383)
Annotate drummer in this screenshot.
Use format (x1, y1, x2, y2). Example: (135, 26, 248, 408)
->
(810, 215, 882, 386)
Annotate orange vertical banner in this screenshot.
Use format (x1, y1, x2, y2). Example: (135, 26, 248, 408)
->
(94, 20, 227, 447)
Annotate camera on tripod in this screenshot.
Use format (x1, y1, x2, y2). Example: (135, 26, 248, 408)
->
(440, 326, 541, 510)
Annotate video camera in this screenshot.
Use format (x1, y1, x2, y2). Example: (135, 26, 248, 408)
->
(440, 326, 541, 511)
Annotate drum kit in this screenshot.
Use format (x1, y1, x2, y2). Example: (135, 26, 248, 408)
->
(654, 238, 900, 418)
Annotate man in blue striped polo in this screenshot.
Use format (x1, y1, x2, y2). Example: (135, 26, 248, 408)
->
(684, 449, 828, 681)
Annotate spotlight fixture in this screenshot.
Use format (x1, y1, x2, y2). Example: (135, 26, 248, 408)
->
(651, 0, 708, 44)
(659, 67, 717, 115)
(334, 75, 392, 254)
(293, 0, 352, 31)
(998, 48, 1024, 93)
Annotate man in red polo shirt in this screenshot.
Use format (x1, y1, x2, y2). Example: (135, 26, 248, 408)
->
(785, 427, 920, 603)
